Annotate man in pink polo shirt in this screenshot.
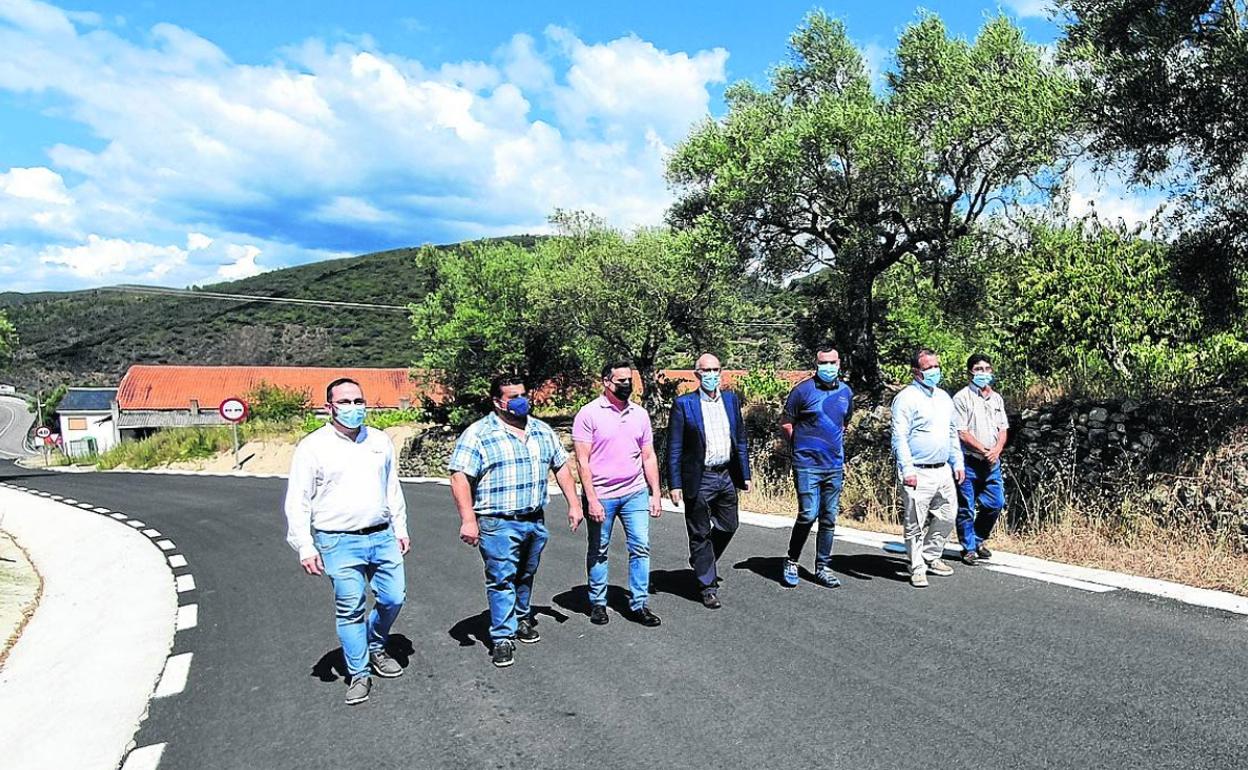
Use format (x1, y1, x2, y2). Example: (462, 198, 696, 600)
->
(572, 361, 663, 627)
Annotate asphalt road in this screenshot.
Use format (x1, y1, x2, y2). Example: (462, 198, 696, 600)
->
(0, 396, 34, 459)
(2, 462, 1245, 770)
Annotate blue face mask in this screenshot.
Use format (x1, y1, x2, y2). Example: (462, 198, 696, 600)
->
(504, 396, 531, 417)
(699, 372, 720, 392)
(335, 405, 366, 429)
(816, 363, 839, 383)
(921, 367, 942, 389)
(972, 373, 994, 389)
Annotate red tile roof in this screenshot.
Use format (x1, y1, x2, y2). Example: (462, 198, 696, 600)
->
(116, 366, 426, 410)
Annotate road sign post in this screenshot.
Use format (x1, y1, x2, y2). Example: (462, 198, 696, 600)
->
(35, 426, 51, 466)
(218, 398, 249, 469)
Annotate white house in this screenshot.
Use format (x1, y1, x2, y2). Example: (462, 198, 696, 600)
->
(56, 387, 119, 458)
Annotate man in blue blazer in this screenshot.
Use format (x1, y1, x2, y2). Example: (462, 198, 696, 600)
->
(667, 353, 751, 609)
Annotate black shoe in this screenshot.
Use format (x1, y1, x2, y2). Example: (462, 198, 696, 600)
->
(961, 549, 978, 566)
(516, 618, 541, 644)
(628, 607, 662, 627)
(977, 544, 993, 559)
(589, 605, 609, 625)
(701, 592, 722, 610)
(491, 639, 515, 668)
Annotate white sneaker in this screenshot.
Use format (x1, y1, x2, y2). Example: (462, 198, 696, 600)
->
(927, 559, 954, 577)
(910, 571, 929, 588)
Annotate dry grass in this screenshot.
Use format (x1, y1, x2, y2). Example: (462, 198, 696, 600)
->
(0, 531, 43, 670)
(739, 455, 1248, 598)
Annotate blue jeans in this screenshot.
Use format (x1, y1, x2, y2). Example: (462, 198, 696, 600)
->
(314, 527, 406, 680)
(585, 489, 651, 611)
(478, 515, 549, 643)
(956, 456, 1005, 552)
(788, 466, 844, 568)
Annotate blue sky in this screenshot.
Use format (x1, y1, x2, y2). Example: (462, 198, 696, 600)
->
(2, 0, 1141, 292)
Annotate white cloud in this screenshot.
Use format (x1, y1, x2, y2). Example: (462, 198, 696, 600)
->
(187, 232, 214, 251)
(0, 167, 72, 204)
(1002, 0, 1052, 20)
(1067, 162, 1167, 229)
(217, 243, 263, 280)
(39, 234, 187, 279)
(0, 2, 730, 290)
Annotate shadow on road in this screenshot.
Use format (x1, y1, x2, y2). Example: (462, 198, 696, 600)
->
(647, 568, 705, 604)
(551, 584, 632, 617)
(310, 634, 416, 683)
(829, 553, 910, 582)
(449, 606, 567, 650)
(732, 556, 787, 586)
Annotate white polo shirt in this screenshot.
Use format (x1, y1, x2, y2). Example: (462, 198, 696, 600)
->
(284, 424, 408, 560)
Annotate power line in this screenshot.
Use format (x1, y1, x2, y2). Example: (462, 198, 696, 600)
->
(102, 284, 411, 313)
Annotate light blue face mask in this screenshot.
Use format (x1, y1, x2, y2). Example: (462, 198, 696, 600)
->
(699, 372, 720, 392)
(816, 363, 839, 383)
(335, 405, 366, 429)
(921, 367, 942, 389)
(972, 373, 994, 389)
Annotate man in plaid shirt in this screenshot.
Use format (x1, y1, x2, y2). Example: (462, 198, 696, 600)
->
(449, 374, 583, 668)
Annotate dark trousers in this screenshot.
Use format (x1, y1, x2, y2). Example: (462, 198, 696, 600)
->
(685, 467, 739, 593)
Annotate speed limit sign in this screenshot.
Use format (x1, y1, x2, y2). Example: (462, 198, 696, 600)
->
(35, 426, 51, 439)
(218, 398, 249, 423)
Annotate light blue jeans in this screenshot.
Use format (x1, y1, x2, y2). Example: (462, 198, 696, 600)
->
(478, 515, 549, 642)
(315, 527, 406, 680)
(585, 489, 652, 611)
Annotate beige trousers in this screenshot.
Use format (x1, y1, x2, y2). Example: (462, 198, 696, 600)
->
(901, 466, 957, 575)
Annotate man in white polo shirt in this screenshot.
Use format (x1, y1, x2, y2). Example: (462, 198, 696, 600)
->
(284, 377, 410, 705)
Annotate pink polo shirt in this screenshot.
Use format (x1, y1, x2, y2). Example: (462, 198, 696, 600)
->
(571, 395, 653, 500)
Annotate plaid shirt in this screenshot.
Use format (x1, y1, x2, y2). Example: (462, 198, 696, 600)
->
(448, 412, 569, 517)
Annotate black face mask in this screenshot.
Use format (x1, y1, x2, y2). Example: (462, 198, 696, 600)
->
(612, 383, 633, 400)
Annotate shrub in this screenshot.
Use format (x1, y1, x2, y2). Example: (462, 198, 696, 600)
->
(245, 382, 311, 422)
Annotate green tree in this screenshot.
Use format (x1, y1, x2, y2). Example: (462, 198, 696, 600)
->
(532, 212, 738, 413)
(668, 12, 1078, 392)
(409, 239, 590, 424)
(993, 217, 1208, 384)
(0, 310, 16, 367)
(245, 382, 310, 422)
(1058, 0, 1248, 185)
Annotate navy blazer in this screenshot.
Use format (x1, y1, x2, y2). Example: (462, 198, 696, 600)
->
(666, 389, 751, 501)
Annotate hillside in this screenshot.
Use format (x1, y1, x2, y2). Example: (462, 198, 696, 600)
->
(0, 238, 537, 392)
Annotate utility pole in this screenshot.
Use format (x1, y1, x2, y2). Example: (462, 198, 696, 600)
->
(35, 389, 48, 466)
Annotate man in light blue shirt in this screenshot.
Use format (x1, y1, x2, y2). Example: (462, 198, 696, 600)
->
(890, 348, 965, 588)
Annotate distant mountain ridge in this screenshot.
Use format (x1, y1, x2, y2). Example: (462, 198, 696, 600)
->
(0, 237, 538, 392)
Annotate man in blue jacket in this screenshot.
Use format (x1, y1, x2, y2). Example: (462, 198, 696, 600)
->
(667, 353, 751, 609)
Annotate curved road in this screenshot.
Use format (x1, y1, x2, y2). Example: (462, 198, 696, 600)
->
(0, 396, 35, 459)
(1, 462, 1245, 769)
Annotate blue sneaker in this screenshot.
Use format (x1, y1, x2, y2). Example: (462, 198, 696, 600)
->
(781, 559, 800, 587)
(812, 567, 842, 588)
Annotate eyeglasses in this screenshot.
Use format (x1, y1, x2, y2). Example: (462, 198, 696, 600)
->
(332, 398, 367, 406)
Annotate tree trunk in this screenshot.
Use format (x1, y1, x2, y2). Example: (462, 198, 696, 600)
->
(844, 269, 882, 397)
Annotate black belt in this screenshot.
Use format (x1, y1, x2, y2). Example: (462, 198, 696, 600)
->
(706, 463, 730, 473)
(315, 522, 389, 536)
(915, 463, 947, 469)
(481, 509, 544, 521)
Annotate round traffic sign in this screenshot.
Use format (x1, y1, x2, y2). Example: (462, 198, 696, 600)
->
(35, 426, 51, 438)
(219, 397, 249, 423)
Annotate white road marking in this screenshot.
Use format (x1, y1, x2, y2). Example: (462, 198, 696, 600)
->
(77, 502, 93, 509)
(50, 495, 63, 501)
(175, 574, 196, 593)
(153, 653, 192, 697)
(168, 554, 187, 568)
(93, 507, 111, 513)
(156, 540, 176, 551)
(110, 512, 127, 520)
(143, 529, 162, 538)
(120, 743, 166, 770)
(63, 498, 77, 504)
(175, 604, 198, 631)
(127, 520, 146, 528)
(983, 564, 1119, 593)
